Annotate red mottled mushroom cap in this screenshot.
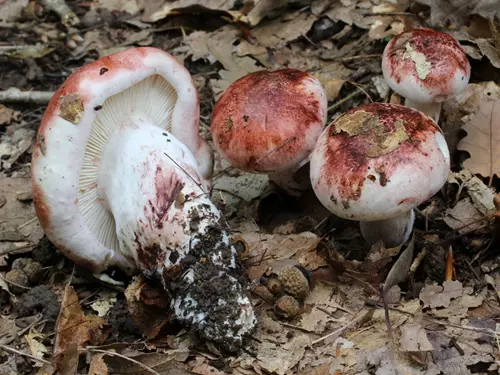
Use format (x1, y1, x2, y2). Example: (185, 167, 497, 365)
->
(210, 69, 327, 173)
(310, 103, 450, 221)
(382, 28, 470, 104)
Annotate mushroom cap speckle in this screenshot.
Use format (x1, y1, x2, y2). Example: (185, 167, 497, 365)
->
(382, 28, 470, 104)
(278, 265, 310, 299)
(310, 103, 450, 222)
(210, 69, 327, 173)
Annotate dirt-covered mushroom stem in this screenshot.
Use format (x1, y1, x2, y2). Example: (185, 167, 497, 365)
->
(310, 103, 450, 248)
(382, 28, 471, 123)
(31, 47, 256, 351)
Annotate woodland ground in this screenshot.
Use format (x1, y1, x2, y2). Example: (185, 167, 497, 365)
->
(0, 0, 500, 374)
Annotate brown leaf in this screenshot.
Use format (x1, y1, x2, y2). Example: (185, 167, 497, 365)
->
(0, 105, 21, 125)
(142, 0, 236, 23)
(399, 323, 434, 352)
(419, 280, 463, 309)
(124, 275, 170, 339)
(457, 82, 500, 179)
(105, 352, 190, 375)
(53, 285, 107, 371)
(88, 353, 108, 375)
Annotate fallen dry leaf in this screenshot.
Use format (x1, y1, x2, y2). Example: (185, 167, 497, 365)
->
(415, 0, 500, 26)
(53, 285, 108, 370)
(25, 330, 49, 362)
(105, 351, 190, 375)
(0, 177, 44, 254)
(456, 82, 500, 179)
(399, 323, 434, 352)
(444, 197, 487, 233)
(256, 334, 310, 375)
(142, 0, 236, 22)
(419, 280, 463, 309)
(0, 105, 21, 125)
(88, 353, 108, 375)
(124, 275, 170, 339)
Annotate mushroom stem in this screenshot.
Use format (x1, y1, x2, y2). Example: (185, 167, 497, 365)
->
(359, 209, 415, 248)
(97, 120, 256, 350)
(404, 99, 442, 123)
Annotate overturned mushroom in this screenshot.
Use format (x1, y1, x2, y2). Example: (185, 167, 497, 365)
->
(310, 103, 450, 247)
(210, 69, 327, 195)
(31, 47, 256, 351)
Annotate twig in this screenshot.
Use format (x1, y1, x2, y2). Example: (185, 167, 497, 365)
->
(85, 348, 161, 375)
(254, 136, 297, 165)
(0, 274, 30, 290)
(311, 309, 365, 345)
(0, 344, 51, 365)
(327, 87, 367, 113)
(0, 88, 53, 104)
(0, 244, 36, 257)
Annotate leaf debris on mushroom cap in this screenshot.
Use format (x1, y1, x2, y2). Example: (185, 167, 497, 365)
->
(382, 28, 471, 104)
(310, 103, 450, 222)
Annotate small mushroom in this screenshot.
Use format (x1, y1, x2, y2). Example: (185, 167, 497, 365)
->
(310, 103, 450, 248)
(210, 69, 327, 195)
(382, 28, 471, 123)
(31, 47, 256, 352)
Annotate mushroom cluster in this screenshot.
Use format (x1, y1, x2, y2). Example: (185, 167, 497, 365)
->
(32, 47, 255, 352)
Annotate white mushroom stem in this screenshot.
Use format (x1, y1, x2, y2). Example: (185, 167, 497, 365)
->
(96, 118, 256, 349)
(404, 99, 442, 124)
(359, 209, 415, 248)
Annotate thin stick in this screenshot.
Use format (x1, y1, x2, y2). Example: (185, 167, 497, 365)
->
(0, 344, 51, 365)
(254, 136, 297, 165)
(311, 309, 365, 345)
(327, 88, 366, 113)
(85, 349, 161, 375)
(0, 88, 54, 104)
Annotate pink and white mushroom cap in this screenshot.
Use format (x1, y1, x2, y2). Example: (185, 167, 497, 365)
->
(310, 103, 450, 221)
(31, 47, 212, 275)
(382, 28, 471, 104)
(210, 69, 327, 173)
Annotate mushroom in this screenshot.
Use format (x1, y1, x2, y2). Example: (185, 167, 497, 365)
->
(210, 69, 327, 194)
(31, 47, 256, 351)
(310, 103, 450, 248)
(382, 28, 471, 123)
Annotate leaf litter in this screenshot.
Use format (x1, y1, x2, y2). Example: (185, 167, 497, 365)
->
(1, 1, 500, 374)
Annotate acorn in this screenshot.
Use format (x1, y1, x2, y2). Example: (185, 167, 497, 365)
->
(23, 261, 44, 284)
(5, 269, 29, 294)
(265, 278, 284, 296)
(274, 295, 300, 319)
(278, 265, 311, 300)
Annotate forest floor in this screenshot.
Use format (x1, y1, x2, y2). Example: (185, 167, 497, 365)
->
(1, 0, 500, 374)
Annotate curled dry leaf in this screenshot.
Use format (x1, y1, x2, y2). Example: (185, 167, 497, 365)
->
(399, 323, 434, 352)
(0, 104, 21, 125)
(456, 82, 500, 180)
(124, 275, 170, 339)
(142, 0, 236, 23)
(53, 285, 108, 370)
(88, 353, 108, 375)
(419, 280, 463, 309)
